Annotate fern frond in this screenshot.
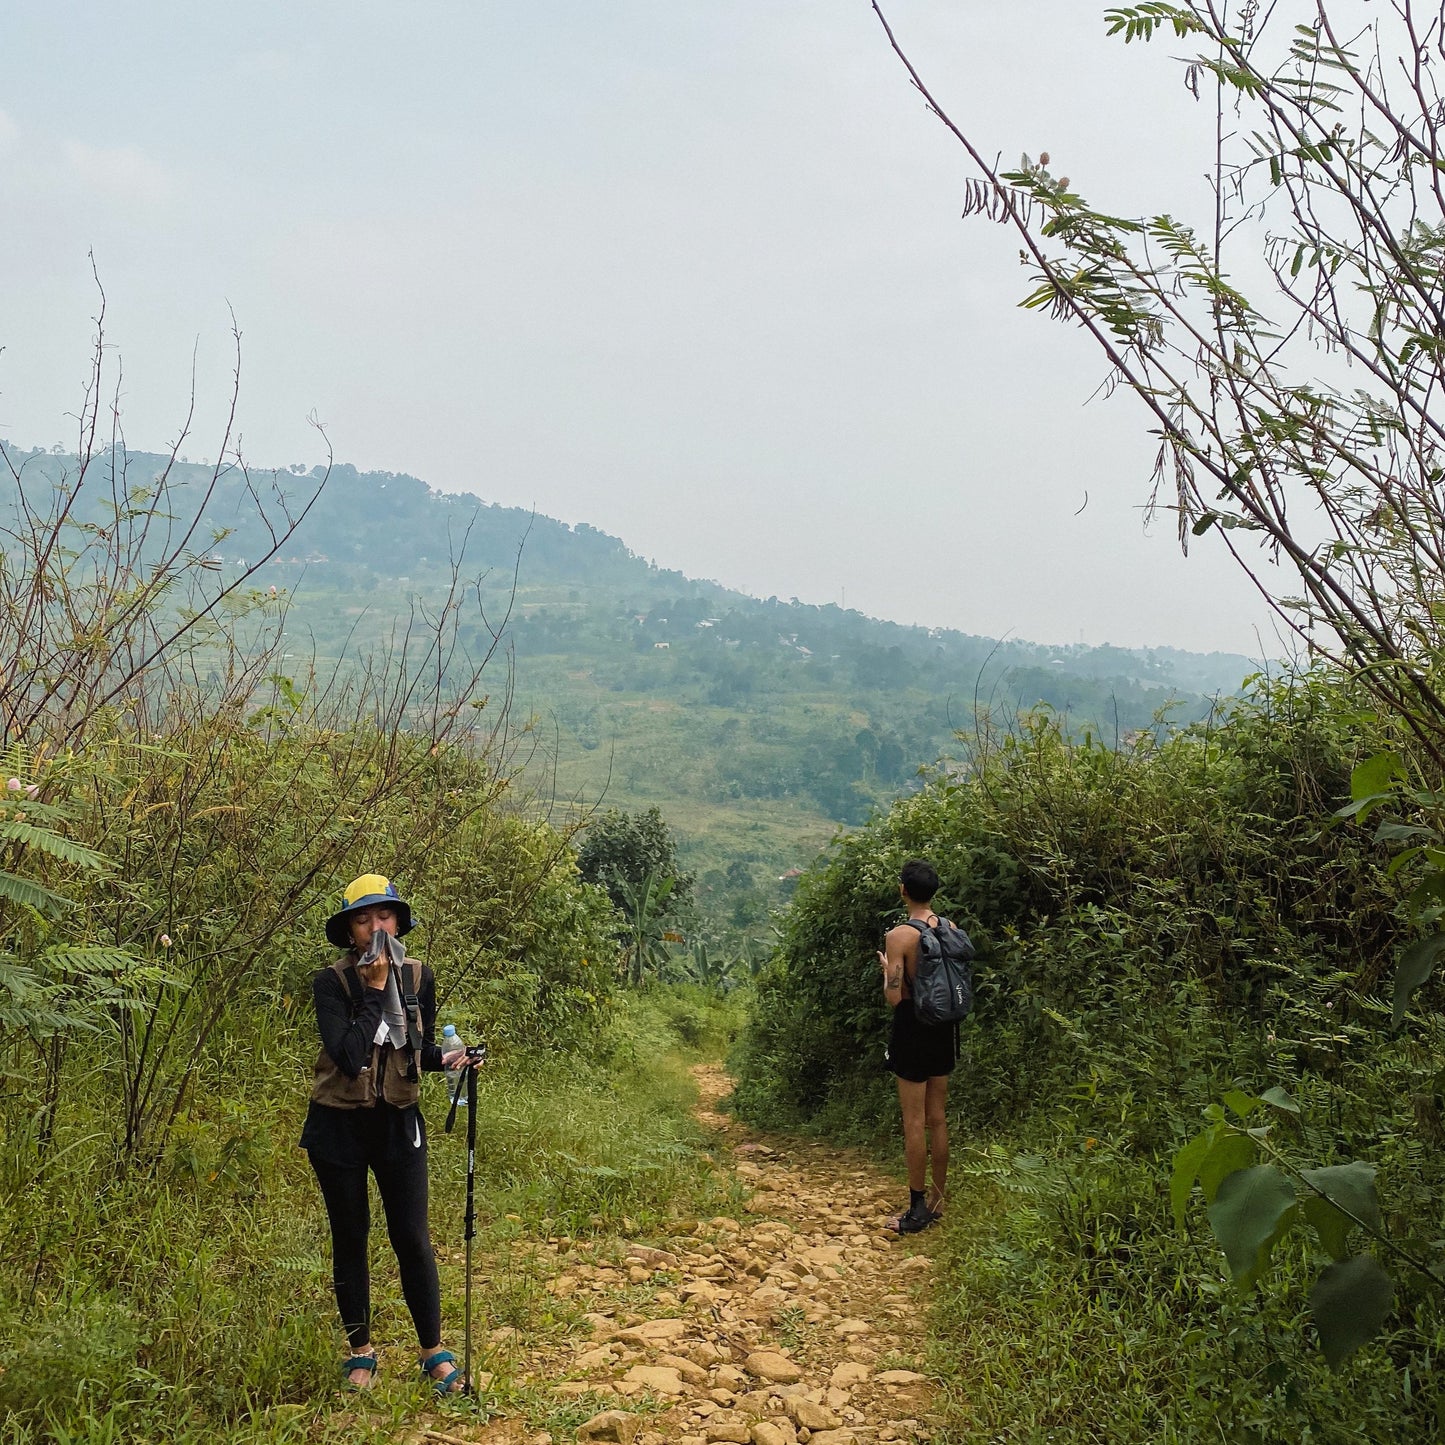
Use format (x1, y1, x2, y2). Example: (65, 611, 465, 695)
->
(0, 870, 69, 915)
(0, 820, 110, 872)
(273, 1253, 328, 1273)
(38, 945, 150, 976)
(0, 956, 95, 1036)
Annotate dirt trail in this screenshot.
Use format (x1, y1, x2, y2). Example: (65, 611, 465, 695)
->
(408, 1064, 939, 1445)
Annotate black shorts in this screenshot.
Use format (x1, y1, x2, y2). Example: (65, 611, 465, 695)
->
(886, 1003, 956, 1083)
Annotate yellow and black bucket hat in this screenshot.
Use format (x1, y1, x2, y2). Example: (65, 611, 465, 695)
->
(325, 873, 414, 949)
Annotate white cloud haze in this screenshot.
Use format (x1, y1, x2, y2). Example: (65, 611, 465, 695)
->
(62, 140, 173, 203)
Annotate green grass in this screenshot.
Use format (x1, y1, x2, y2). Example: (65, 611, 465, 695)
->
(926, 1137, 1445, 1444)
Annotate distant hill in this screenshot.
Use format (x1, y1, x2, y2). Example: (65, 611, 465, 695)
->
(5, 444, 1260, 928)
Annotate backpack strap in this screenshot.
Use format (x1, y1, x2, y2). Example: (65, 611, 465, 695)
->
(899, 918, 934, 997)
(331, 953, 364, 1007)
(908, 916, 966, 944)
(400, 958, 425, 1055)
(902, 917, 940, 940)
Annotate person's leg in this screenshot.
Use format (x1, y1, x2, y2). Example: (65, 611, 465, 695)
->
(372, 1145, 455, 1389)
(308, 1154, 375, 1385)
(898, 1077, 928, 1191)
(924, 1074, 949, 1212)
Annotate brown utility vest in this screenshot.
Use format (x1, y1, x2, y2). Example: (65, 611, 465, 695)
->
(310, 953, 427, 1110)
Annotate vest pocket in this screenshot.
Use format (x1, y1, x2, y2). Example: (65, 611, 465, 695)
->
(311, 1050, 377, 1107)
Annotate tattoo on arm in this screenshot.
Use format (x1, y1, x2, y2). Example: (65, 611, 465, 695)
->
(886, 969, 902, 990)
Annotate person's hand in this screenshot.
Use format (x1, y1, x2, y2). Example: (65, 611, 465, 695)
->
(442, 1048, 485, 1071)
(358, 957, 388, 991)
(357, 945, 390, 991)
(879, 949, 901, 995)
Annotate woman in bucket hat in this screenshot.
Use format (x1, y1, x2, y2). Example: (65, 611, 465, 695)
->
(300, 873, 479, 1393)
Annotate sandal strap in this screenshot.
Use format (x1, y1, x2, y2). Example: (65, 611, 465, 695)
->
(343, 1355, 378, 1374)
(420, 1349, 456, 1373)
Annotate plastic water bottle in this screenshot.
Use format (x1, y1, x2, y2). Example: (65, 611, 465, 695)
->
(441, 1024, 466, 1105)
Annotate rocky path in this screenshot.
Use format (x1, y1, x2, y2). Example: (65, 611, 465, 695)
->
(407, 1064, 940, 1445)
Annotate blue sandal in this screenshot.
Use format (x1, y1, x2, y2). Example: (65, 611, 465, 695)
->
(420, 1348, 463, 1395)
(342, 1353, 377, 1390)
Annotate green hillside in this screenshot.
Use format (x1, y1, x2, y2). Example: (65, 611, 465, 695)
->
(5, 445, 1257, 925)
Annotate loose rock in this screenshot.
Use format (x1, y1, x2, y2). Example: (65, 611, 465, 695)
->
(628, 1245, 680, 1270)
(615, 1318, 690, 1346)
(622, 1365, 686, 1395)
(706, 1422, 754, 1444)
(786, 1399, 842, 1432)
(657, 1352, 710, 1386)
(745, 1351, 804, 1384)
(577, 1411, 640, 1444)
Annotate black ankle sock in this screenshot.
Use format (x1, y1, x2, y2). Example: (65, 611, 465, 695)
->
(910, 1188, 926, 1211)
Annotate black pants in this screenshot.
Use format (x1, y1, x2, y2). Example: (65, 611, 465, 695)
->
(308, 1144, 441, 1352)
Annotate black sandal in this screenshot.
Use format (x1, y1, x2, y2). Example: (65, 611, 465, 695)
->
(885, 1200, 939, 1235)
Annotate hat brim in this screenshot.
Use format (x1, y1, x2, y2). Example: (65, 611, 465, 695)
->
(325, 894, 414, 950)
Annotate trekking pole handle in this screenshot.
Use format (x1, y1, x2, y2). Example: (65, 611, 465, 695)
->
(444, 1042, 486, 1133)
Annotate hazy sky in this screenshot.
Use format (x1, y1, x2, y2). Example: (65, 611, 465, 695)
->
(1, 1, 1286, 656)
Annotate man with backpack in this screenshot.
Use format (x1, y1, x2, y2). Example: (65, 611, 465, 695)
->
(878, 859, 974, 1235)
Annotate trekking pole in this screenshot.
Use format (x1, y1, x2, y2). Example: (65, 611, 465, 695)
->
(444, 1043, 486, 1396)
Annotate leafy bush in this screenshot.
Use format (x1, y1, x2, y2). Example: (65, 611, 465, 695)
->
(734, 673, 1395, 1132)
(735, 668, 1445, 1434)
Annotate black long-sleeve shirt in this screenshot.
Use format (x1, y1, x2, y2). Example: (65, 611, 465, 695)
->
(312, 960, 444, 1077)
(299, 958, 447, 1166)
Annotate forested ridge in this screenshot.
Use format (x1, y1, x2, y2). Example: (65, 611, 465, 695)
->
(6, 442, 1254, 929)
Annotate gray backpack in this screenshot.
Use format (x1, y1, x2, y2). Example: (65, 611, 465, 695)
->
(905, 918, 975, 1025)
